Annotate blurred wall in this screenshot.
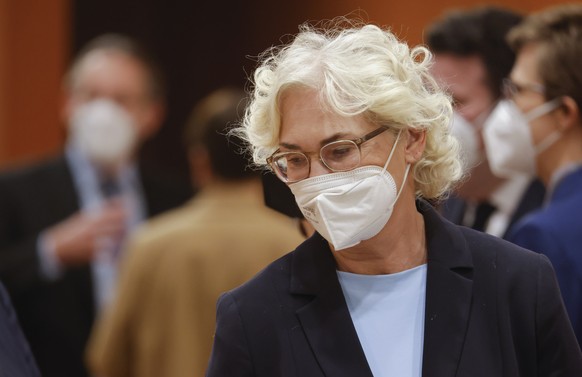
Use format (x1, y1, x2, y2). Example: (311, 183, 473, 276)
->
(309, 0, 557, 45)
(0, 0, 561, 173)
(0, 0, 69, 168)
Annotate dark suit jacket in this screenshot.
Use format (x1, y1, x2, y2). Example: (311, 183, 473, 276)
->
(0, 155, 191, 377)
(508, 167, 582, 347)
(440, 178, 545, 239)
(206, 200, 582, 377)
(0, 282, 40, 377)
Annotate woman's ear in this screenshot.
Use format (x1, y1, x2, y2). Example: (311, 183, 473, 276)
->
(404, 128, 426, 164)
(556, 96, 580, 132)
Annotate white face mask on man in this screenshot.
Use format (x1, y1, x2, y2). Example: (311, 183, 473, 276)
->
(69, 99, 138, 167)
(482, 99, 562, 178)
(289, 130, 410, 250)
(450, 111, 482, 173)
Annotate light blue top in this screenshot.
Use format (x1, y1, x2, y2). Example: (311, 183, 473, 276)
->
(337, 264, 427, 377)
(37, 144, 146, 310)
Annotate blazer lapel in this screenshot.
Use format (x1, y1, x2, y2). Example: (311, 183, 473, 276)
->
(288, 202, 475, 377)
(290, 234, 373, 377)
(419, 201, 474, 377)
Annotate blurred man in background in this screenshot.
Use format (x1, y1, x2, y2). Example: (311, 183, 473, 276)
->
(427, 6, 545, 238)
(497, 3, 582, 345)
(87, 88, 304, 377)
(0, 34, 191, 377)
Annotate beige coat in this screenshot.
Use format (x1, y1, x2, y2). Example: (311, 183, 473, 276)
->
(87, 180, 305, 377)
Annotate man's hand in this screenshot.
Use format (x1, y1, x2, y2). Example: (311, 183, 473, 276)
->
(45, 200, 127, 266)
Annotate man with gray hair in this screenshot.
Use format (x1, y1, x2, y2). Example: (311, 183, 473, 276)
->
(0, 34, 190, 377)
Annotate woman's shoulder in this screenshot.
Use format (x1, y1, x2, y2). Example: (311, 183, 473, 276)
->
(425, 200, 545, 274)
(220, 233, 330, 313)
(458, 225, 552, 281)
(461, 225, 541, 259)
(224, 247, 296, 304)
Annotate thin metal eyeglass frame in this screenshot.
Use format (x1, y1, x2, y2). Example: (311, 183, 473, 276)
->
(502, 78, 546, 98)
(267, 125, 390, 183)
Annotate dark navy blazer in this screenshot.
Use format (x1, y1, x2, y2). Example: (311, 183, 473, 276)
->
(0, 282, 40, 377)
(207, 200, 582, 377)
(509, 166, 582, 346)
(440, 178, 545, 238)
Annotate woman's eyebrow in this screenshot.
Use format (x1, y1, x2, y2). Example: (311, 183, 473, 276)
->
(320, 132, 351, 146)
(279, 142, 301, 150)
(279, 132, 353, 151)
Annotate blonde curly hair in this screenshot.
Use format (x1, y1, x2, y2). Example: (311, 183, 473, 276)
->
(234, 19, 462, 199)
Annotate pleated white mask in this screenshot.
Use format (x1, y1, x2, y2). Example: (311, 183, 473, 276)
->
(483, 99, 562, 178)
(70, 99, 138, 167)
(289, 131, 410, 250)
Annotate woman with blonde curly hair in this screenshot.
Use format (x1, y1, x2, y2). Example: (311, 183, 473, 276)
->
(207, 20, 581, 377)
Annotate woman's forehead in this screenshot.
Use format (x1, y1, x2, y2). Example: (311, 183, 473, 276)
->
(278, 88, 374, 148)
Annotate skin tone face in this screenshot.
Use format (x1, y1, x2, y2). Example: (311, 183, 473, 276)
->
(64, 50, 163, 143)
(278, 90, 399, 180)
(510, 43, 559, 149)
(510, 42, 582, 184)
(431, 54, 494, 123)
(278, 87, 428, 275)
(431, 53, 504, 201)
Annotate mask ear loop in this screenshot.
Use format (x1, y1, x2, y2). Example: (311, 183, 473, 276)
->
(525, 98, 564, 155)
(380, 128, 411, 203)
(382, 129, 402, 173)
(535, 131, 562, 154)
(394, 164, 411, 203)
(524, 98, 562, 122)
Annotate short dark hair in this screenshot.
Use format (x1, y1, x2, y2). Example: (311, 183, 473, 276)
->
(184, 88, 256, 180)
(508, 4, 582, 110)
(66, 33, 166, 100)
(427, 6, 523, 99)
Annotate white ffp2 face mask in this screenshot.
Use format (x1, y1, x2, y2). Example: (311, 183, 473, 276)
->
(289, 131, 410, 250)
(450, 111, 481, 173)
(70, 99, 138, 167)
(482, 99, 562, 178)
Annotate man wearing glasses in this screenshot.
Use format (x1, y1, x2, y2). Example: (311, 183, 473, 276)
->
(482, 4, 582, 346)
(427, 6, 545, 240)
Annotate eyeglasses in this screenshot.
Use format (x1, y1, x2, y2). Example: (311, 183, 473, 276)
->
(502, 78, 546, 98)
(267, 126, 389, 183)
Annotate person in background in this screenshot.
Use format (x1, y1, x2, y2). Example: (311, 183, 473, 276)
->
(206, 19, 582, 376)
(261, 172, 315, 237)
(86, 88, 305, 377)
(0, 34, 191, 377)
(427, 6, 545, 238)
(0, 281, 41, 377)
(488, 3, 582, 346)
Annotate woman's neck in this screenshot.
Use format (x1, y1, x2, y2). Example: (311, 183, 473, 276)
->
(331, 195, 427, 275)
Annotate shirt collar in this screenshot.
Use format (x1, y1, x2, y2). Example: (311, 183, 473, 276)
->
(65, 141, 139, 189)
